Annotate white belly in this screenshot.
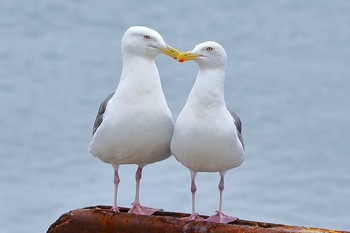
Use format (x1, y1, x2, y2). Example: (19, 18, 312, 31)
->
(89, 99, 174, 166)
(171, 111, 244, 173)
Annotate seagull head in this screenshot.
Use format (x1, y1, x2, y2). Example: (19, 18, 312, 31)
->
(177, 41, 227, 69)
(122, 26, 180, 59)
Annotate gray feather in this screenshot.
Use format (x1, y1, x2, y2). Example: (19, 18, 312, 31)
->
(228, 109, 245, 150)
(92, 92, 115, 136)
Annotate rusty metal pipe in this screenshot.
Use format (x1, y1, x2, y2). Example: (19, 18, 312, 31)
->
(47, 206, 348, 233)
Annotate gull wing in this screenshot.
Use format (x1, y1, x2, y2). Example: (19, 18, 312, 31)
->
(92, 92, 115, 136)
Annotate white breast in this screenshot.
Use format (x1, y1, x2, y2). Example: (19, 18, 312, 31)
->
(89, 61, 174, 166)
(171, 107, 244, 173)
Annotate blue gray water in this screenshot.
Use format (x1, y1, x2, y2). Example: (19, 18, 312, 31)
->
(1, 0, 349, 232)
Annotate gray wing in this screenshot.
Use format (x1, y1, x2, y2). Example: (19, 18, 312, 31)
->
(228, 109, 245, 150)
(92, 92, 115, 136)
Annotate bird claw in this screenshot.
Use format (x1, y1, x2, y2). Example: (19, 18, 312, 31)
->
(180, 213, 206, 221)
(128, 203, 161, 215)
(110, 207, 120, 212)
(205, 211, 238, 223)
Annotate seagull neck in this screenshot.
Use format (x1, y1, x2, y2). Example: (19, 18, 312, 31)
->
(189, 68, 226, 106)
(120, 55, 158, 82)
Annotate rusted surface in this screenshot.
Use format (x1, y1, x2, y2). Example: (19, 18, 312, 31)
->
(47, 206, 349, 233)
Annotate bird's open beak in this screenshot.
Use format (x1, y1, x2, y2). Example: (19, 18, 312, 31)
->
(158, 44, 181, 60)
(177, 51, 199, 62)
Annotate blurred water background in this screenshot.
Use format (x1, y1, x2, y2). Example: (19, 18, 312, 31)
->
(1, 0, 349, 232)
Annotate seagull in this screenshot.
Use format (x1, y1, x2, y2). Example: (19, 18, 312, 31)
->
(171, 41, 245, 223)
(89, 26, 179, 215)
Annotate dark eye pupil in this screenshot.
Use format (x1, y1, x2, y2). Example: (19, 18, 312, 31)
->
(206, 47, 213, 51)
(144, 35, 150, 39)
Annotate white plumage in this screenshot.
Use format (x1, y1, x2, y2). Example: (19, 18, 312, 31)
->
(89, 26, 179, 215)
(171, 41, 245, 223)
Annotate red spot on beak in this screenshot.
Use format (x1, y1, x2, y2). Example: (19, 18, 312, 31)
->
(179, 59, 185, 62)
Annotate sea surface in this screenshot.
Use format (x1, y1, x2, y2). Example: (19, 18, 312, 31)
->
(1, 0, 349, 232)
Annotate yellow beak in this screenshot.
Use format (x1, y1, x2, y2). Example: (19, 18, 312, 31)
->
(158, 44, 181, 60)
(177, 51, 199, 62)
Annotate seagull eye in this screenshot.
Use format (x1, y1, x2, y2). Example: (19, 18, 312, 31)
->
(143, 35, 151, 39)
(206, 47, 213, 51)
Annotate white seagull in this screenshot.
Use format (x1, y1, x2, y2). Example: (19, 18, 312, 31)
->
(171, 41, 245, 223)
(89, 26, 179, 215)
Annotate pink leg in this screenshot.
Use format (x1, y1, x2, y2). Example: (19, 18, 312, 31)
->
(128, 166, 160, 215)
(206, 172, 238, 223)
(112, 165, 120, 212)
(181, 171, 205, 221)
